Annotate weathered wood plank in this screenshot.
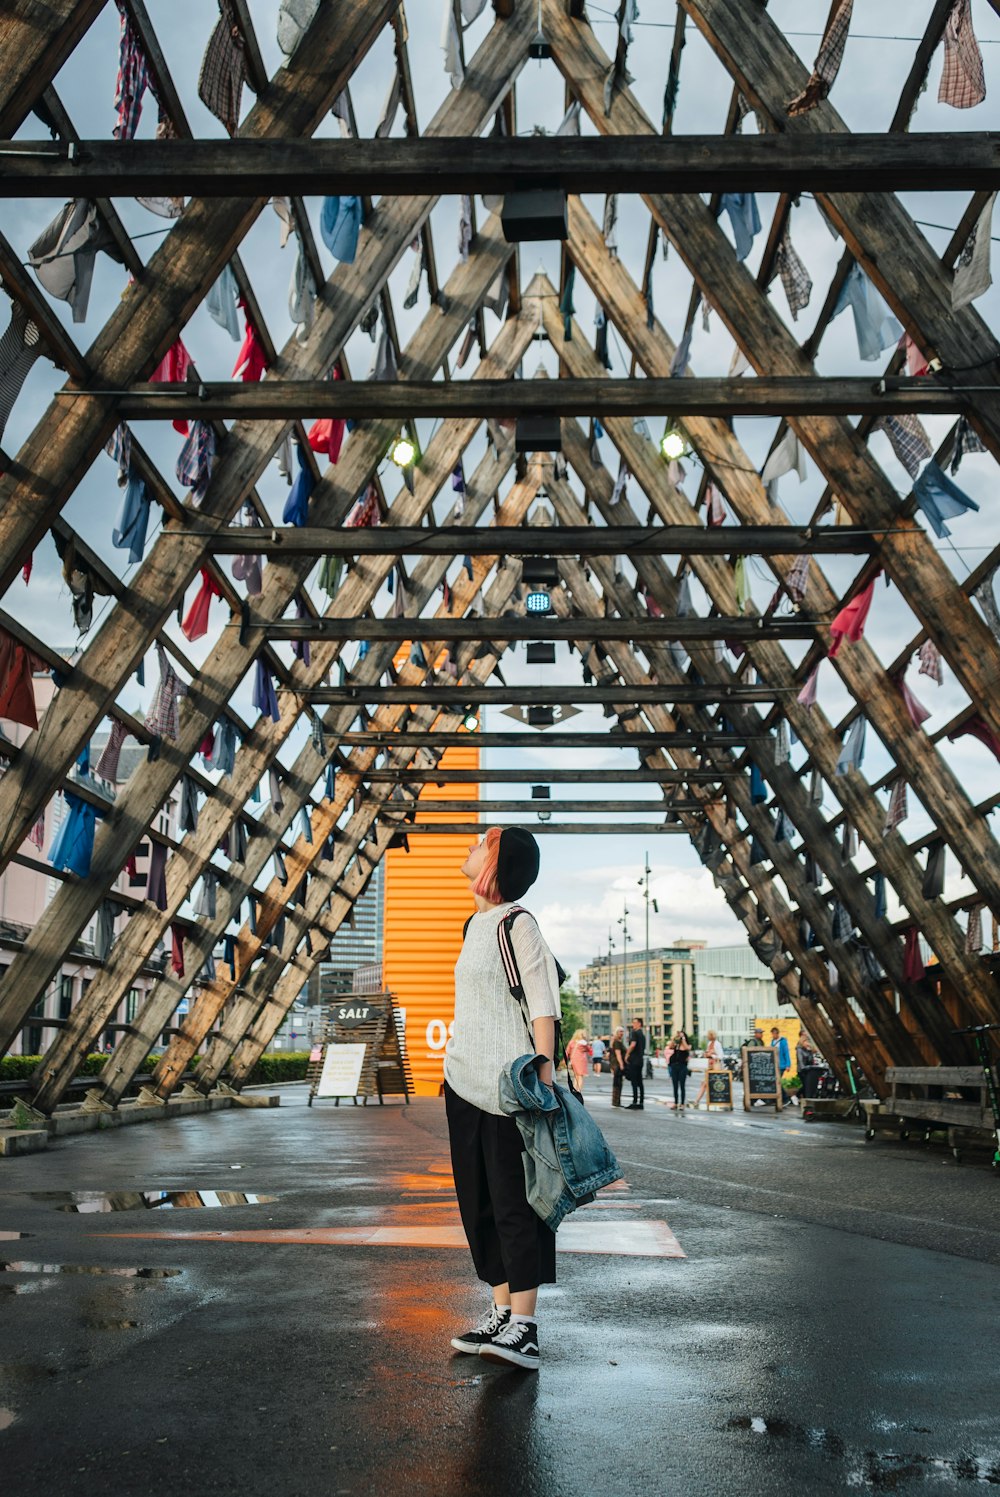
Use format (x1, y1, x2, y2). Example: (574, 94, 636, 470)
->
(87, 375, 975, 420)
(5, 132, 998, 196)
(335, 732, 751, 748)
(0, 0, 108, 136)
(309, 685, 783, 704)
(263, 617, 819, 641)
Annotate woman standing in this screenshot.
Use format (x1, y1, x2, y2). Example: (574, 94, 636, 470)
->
(444, 826, 561, 1372)
(693, 1029, 725, 1109)
(566, 1029, 592, 1094)
(667, 1029, 692, 1110)
(608, 1025, 627, 1107)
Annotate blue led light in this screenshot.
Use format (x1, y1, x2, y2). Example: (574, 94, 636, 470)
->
(526, 590, 551, 614)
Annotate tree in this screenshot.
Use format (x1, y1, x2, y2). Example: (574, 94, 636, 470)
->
(557, 983, 587, 1052)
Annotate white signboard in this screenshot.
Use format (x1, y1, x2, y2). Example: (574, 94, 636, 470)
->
(316, 1043, 368, 1098)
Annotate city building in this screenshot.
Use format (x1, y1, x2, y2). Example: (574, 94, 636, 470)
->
(578, 943, 703, 1047)
(311, 861, 384, 1003)
(693, 943, 781, 1050)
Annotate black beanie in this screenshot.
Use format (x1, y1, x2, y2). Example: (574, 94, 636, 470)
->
(497, 827, 540, 902)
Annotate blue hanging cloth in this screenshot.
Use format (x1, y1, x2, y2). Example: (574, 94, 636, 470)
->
(208, 719, 238, 775)
(832, 263, 902, 362)
(282, 444, 315, 527)
(719, 193, 761, 261)
(223, 934, 237, 979)
(749, 836, 767, 866)
(49, 793, 101, 876)
(300, 806, 313, 844)
(325, 764, 337, 800)
(873, 873, 887, 921)
(320, 196, 363, 264)
(321, 833, 335, 862)
(835, 716, 867, 776)
(253, 660, 280, 723)
(750, 763, 767, 804)
(111, 476, 150, 564)
(206, 262, 241, 341)
(912, 460, 980, 539)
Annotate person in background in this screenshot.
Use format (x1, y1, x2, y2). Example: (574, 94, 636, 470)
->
(624, 1017, 647, 1109)
(667, 1029, 692, 1109)
(566, 1029, 592, 1094)
(608, 1025, 627, 1107)
(693, 1029, 724, 1109)
(742, 1027, 765, 1053)
(770, 1026, 795, 1106)
(591, 1034, 606, 1074)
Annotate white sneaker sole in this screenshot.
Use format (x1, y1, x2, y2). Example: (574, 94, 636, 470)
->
(479, 1344, 539, 1371)
(450, 1336, 487, 1354)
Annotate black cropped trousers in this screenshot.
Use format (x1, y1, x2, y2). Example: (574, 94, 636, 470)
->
(444, 1080, 557, 1294)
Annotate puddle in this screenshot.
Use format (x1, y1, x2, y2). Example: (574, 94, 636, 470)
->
(82, 1320, 139, 1331)
(727, 1416, 1000, 1488)
(31, 1191, 276, 1214)
(0, 1261, 181, 1279)
(0, 1280, 54, 1297)
(0, 1233, 27, 1241)
(0, 1407, 16, 1430)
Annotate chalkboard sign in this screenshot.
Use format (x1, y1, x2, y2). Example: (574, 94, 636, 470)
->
(707, 1070, 733, 1109)
(742, 1046, 783, 1110)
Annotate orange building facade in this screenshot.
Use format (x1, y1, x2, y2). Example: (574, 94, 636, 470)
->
(382, 744, 479, 1097)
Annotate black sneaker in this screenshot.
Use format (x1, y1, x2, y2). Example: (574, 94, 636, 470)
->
(480, 1318, 540, 1371)
(450, 1302, 510, 1355)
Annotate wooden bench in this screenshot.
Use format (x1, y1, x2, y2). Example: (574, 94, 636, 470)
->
(866, 1066, 999, 1162)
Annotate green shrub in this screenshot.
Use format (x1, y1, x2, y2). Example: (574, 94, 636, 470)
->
(2, 1053, 166, 1083)
(236, 1052, 311, 1085)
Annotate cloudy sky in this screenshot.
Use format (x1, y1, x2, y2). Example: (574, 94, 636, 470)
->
(3, 1, 998, 982)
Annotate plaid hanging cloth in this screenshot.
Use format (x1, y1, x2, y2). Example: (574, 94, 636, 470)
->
(950, 415, 986, 474)
(797, 663, 820, 710)
(113, 2, 152, 140)
(95, 719, 130, 782)
(105, 423, 132, 485)
(966, 903, 984, 954)
(938, 0, 986, 109)
(902, 927, 925, 983)
(176, 421, 217, 505)
(952, 191, 996, 309)
(917, 639, 943, 685)
(786, 0, 853, 116)
(181, 568, 222, 642)
(973, 567, 1000, 643)
(310, 714, 326, 758)
(198, 0, 247, 137)
(828, 573, 879, 657)
(875, 414, 932, 480)
(774, 228, 813, 320)
(144, 643, 187, 741)
(883, 778, 908, 835)
(785, 554, 810, 606)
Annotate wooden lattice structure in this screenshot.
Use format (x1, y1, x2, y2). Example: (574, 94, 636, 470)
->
(0, 0, 998, 1117)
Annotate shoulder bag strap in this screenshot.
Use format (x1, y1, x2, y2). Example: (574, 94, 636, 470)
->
(497, 908, 573, 1087)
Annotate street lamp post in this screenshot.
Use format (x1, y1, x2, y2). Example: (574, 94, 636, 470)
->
(637, 853, 659, 1040)
(618, 901, 630, 1023)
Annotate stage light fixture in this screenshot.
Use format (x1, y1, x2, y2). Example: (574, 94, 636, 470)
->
(659, 424, 688, 462)
(531, 784, 552, 800)
(461, 707, 480, 732)
(390, 433, 416, 467)
(526, 589, 551, 614)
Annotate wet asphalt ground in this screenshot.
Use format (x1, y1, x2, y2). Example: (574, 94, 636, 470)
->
(1, 1071, 998, 1497)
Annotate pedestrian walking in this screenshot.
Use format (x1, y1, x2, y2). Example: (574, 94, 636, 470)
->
(624, 1016, 647, 1109)
(771, 1026, 797, 1106)
(693, 1029, 725, 1109)
(445, 827, 560, 1372)
(591, 1035, 606, 1073)
(667, 1029, 692, 1109)
(608, 1025, 627, 1107)
(566, 1030, 592, 1094)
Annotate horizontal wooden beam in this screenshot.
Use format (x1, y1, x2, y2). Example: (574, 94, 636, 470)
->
(266, 616, 818, 642)
(378, 823, 691, 834)
(205, 524, 881, 557)
(359, 768, 730, 783)
(337, 731, 751, 749)
(4, 133, 997, 195)
(76, 376, 976, 420)
(382, 800, 702, 813)
(308, 684, 783, 704)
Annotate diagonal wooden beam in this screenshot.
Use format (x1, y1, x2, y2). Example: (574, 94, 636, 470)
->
(543, 8, 1000, 757)
(0, 0, 108, 136)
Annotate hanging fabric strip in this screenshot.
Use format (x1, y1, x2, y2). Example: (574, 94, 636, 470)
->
(150, 339, 194, 434)
(181, 568, 222, 643)
(750, 763, 767, 804)
(95, 719, 130, 783)
(198, 0, 247, 136)
(897, 674, 931, 728)
(282, 444, 315, 526)
(104, 422, 132, 486)
(953, 191, 996, 308)
(195, 871, 218, 920)
(170, 922, 186, 978)
(146, 841, 168, 910)
(179, 774, 199, 833)
(320, 196, 363, 264)
(176, 421, 217, 505)
(785, 554, 810, 607)
(95, 901, 116, 960)
(48, 793, 99, 877)
(207, 261, 241, 341)
(786, 0, 854, 116)
(291, 592, 311, 667)
(922, 842, 946, 900)
(231, 504, 263, 596)
(912, 459, 979, 539)
(110, 475, 150, 565)
(144, 642, 187, 741)
(875, 414, 933, 480)
(938, 0, 986, 109)
(0, 303, 42, 445)
(835, 715, 866, 776)
(797, 663, 820, 710)
(917, 638, 943, 685)
(208, 718, 238, 776)
(299, 807, 313, 844)
(233, 304, 267, 382)
(774, 719, 790, 765)
(947, 715, 1000, 764)
(873, 873, 886, 921)
(774, 228, 813, 319)
(28, 200, 117, 326)
(883, 778, 908, 835)
(252, 660, 280, 723)
(973, 568, 1000, 644)
(966, 903, 983, 954)
(828, 574, 879, 657)
(559, 266, 575, 341)
(310, 715, 326, 758)
(831, 263, 902, 362)
(950, 415, 986, 474)
(902, 926, 925, 983)
(719, 194, 761, 262)
(113, 3, 152, 140)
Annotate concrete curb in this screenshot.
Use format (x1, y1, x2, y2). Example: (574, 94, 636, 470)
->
(0, 1092, 281, 1154)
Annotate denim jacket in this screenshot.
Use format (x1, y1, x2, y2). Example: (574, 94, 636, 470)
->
(498, 1053, 623, 1231)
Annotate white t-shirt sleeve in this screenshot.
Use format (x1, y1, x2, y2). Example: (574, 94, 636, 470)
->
(510, 916, 562, 1024)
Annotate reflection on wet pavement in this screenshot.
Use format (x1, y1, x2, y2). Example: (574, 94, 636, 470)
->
(728, 1415, 1000, 1489)
(0, 1262, 182, 1278)
(31, 1190, 276, 1214)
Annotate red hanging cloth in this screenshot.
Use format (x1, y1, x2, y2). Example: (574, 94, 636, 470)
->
(902, 926, 925, 983)
(181, 567, 222, 642)
(151, 338, 194, 434)
(306, 367, 345, 463)
(170, 922, 185, 978)
(198, 727, 216, 759)
(233, 300, 268, 383)
(0, 630, 43, 730)
(828, 573, 880, 658)
(947, 715, 1000, 764)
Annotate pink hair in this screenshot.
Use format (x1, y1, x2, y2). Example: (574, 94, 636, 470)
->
(471, 827, 504, 904)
